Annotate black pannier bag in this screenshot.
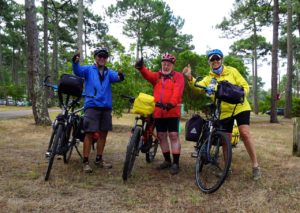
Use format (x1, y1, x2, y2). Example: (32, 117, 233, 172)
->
(58, 74, 84, 98)
(185, 114, 205, 142)
(75, 116, 85, 142)
(216, 80, 245, 104)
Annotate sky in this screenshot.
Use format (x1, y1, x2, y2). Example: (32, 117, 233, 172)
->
(17, 0, 274, 90)
(94, 0, 276, 90)
(95, 0, 236, 54)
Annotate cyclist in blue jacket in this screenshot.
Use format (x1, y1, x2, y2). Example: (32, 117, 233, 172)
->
(72, 47, 124, 173)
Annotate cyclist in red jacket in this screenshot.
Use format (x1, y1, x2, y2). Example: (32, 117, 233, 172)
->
(135, 53, 184, 175)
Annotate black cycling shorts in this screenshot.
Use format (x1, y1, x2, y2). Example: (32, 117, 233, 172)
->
(220, 110, 250, 133)
(83, 107, 112, 132)
(155, 117, 180, 132)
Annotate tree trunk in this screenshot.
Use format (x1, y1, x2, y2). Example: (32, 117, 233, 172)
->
(43, 0, 54, 104)
(25, 0, 51, 126)
(43, 0, 50, 80)
(77, 0, 84, 62)
(84, 21, 87, 60)
(253, 30, 258, 114)
(12, 48, 18, 85)
(50, 8, 59, 82)
(0, 31, 2, 84)
(270, 0, 279, 123)
(284, 0, 293, 118)
(293, 118, 300, 156)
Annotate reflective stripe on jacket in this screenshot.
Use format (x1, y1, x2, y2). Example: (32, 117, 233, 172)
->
(139, 67, 185, 118)
(188, 65, 251, 120)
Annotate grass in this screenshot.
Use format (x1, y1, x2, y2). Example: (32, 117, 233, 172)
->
(0, 113, 299, 212)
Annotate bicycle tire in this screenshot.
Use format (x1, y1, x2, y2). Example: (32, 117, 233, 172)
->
(45, 124, 64, 181)
(195, 131, 232, 193)
(146, 127, 159, 163)
(122, 126, 142, 181)
(63, 123, 75, 164)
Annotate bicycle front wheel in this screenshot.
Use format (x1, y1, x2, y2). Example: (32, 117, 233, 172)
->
(195, 131, 232, 193)
(122, 126, 142, 181)
(45, 124, 64, 181)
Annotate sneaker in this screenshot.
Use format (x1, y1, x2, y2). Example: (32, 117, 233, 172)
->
(170, 164, 180, 175)
(83, 163, 93, 173)
(94, 159, 113, 169)
(191, 150, 198, 158)
(157, 161, 172, 170)
(45, 151, 51, 158)
(252, 166, 261, 180)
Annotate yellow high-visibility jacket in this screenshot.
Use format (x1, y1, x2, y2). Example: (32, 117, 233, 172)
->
(188, 65, 251, 120)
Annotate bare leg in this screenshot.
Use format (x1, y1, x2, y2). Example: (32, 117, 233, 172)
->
(83, 133, 93, 158)
(239, 124, 259, 168)
(157, 132, 170, 153)
(168, 132, 181, 154)
(96, 131, 108, 156)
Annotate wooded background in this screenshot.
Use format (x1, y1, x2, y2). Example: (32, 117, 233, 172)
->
(1, 0, 300, 124)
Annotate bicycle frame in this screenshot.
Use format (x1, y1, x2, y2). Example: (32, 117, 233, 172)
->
(194, 76, 232, 193)
(121, 94, 159, 181)
(44, 76, 85, 180)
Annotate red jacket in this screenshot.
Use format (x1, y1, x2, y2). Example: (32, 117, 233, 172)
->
(139, 67, 185, 118)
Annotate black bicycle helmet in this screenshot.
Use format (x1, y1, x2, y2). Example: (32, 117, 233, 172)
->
(94, 47, 109, 58)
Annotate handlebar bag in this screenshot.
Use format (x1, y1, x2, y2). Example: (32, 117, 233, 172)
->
(216, 81, 244, 104)
(185, 114, 205, 142)
(58, 74, 84, 98)
(132, 93, 155, 116)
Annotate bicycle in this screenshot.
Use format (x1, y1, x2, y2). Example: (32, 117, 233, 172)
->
(43, 76, 85, 181)
(193, 77, 232, 193)
(121, 94, 159, 181)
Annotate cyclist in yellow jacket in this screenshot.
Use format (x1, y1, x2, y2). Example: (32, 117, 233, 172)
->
(182, 49, 261, 180)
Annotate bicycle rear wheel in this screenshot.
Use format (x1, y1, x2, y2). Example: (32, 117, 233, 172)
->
(195, 131, 232, 193)
(45, 124, 64, 181)
(122, 126, 142, 181)
(146, 129, 159, 163)
(63, 123, 75, 164)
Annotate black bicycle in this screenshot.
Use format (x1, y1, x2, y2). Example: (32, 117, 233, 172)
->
(121, 95, 159, 181)
(44, 76, 85, 181)
(193, 77, 232, 193)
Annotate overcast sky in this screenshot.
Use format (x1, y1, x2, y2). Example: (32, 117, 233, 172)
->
(16, 0, 276, 90)
(94, 0, 277, 90)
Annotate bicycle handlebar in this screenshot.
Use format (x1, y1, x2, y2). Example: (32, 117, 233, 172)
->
(194, 76, 216, 93)
(43, 76, 58, 91)
(120, 94, 135, 104)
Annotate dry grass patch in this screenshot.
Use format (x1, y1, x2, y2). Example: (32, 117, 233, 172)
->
(0, 114, 299, 212)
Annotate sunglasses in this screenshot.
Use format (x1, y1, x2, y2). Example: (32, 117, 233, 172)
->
(209, 57, 221, 62)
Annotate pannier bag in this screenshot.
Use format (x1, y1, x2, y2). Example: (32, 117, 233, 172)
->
(132, 93, 155, 116)
(75, 116, 85, 142)
(216, 80, 244, 104)
(58, 74, 84, 98)
(185, 114, 205, 142)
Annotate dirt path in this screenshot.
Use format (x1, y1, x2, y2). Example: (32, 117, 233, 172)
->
(0, 109, 60, 119)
